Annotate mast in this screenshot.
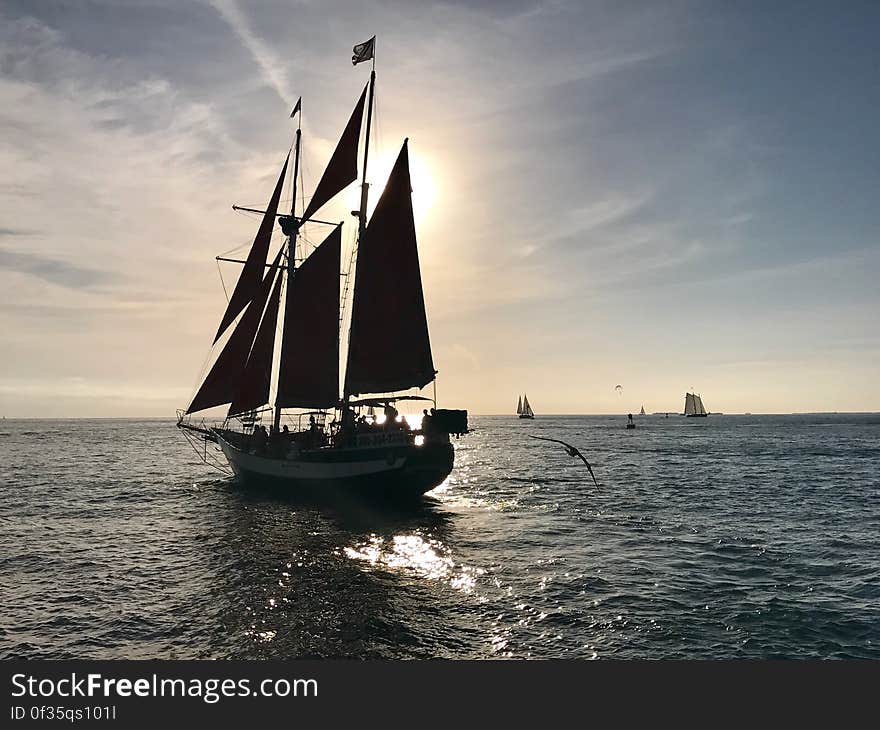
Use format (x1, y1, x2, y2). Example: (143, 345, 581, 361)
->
(344, 62, 376, 404)
(358, 67, 376, 245)
(274, 118, 302, 432)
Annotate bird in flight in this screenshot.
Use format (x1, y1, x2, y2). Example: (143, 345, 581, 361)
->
(528, 435, 599, 488)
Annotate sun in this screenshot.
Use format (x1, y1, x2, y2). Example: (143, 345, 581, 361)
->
(344, 145, 437, 224)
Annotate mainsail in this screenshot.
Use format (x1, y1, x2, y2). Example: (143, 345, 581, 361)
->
(694, 394, 707, 415)
(301, 85, 367, 223)
(516, 395, 523, 415)
(684, 393, 695, 415)
(276, 226, 342, 409)
(522, 394, 534, 417)
(186, 250, 284, 414)
(213, 154, 289, 343)
(344, 140, 435, 396)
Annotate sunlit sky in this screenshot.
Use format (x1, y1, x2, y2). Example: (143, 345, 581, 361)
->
(1, 0, 878, 417)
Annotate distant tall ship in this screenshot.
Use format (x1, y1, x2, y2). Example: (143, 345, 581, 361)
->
(176, 38, 468, 499)
(683, 392, 709, 418)
(517, 394, 535, 419)
(639, 405, 646, 416)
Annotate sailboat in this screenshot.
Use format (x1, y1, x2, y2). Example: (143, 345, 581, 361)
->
(517, 394, 535, 419)
(639, 405, 646, 416)
(176, 39, 468, 499)
(683, 392, 709, 418)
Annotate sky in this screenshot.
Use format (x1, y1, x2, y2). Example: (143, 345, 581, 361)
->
(1, 0, 878, 417)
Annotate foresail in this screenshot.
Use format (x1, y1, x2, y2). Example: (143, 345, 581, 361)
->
(517, 395, 523, 414)
(213, 153, 289, 343)
(276, 226, 342, 409)
(344, 140, 435, 396)
(227, 266, 284, 417)
(187, 250, 284, 414)
(301, 85, 367, 223)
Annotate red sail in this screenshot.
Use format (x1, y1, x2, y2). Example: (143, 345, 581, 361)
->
(213, 153, 289, 343)
(186, 251, 283, 414)
(227, 267, 284, 417)
(344, 140, 436, 396)
(276, 226, 341, 408)
(301, 85, 367, 223)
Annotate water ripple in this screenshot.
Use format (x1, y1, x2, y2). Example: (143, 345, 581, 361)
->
(1, 414, 878, 658)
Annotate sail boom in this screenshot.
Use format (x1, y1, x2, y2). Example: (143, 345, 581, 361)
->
(232, 206, 341, 228)
(216, 256, 285, 269)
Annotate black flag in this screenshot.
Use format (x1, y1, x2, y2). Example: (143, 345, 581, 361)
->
(290, 97, 301, 118)
(352, 36, 375, 65)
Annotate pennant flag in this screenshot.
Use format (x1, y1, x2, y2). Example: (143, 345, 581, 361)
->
(352, 36, 375, 66)
(290, 97, 301, 118)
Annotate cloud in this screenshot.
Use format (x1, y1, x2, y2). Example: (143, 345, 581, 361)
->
(0, 247, 115, 289)
(0, 227, 39, 238)
(207, 0, 295, 109)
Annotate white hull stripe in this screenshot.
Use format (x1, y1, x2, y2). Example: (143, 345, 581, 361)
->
(218, 437, 406, 480)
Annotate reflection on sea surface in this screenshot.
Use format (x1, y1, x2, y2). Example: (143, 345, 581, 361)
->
(210, 485, 485, 658)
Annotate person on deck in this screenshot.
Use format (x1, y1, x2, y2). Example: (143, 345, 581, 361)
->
(383, 404, 399, 429)
(341, 408, 355, 429)
(253, 425, 268, 453)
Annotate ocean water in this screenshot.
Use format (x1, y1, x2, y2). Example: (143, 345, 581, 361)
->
(1, 414, 878, 659)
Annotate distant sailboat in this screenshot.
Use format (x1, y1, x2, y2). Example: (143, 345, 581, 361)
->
(518, 394, 535, 419)
(683, 392, 709, 418)
(639, 405, 646, 416)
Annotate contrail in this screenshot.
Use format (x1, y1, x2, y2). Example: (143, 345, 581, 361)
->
(209, 0, 294, 109)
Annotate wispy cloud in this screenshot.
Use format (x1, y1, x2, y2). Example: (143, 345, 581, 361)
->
(0, 247, 115, 289)
(207, 0, 295, 109)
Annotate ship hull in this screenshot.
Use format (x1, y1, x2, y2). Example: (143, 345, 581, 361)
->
(518, 414, 534, 419)
(216, 434, 454, 501)
(685, 414, 709, 418)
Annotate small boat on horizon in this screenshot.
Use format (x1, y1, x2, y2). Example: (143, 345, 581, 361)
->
(684, 392, 709, 418)
(517, 394, 535, 419)
(639, 405, 646, 416)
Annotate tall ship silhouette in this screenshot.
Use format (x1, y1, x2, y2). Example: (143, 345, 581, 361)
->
(177, 38, 467, 499)
(683, 392, 709, 418)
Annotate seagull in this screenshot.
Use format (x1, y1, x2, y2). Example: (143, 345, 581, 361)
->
(528, 435, 599, 488)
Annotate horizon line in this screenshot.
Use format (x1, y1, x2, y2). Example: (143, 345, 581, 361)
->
(2, 411, 878, 420)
